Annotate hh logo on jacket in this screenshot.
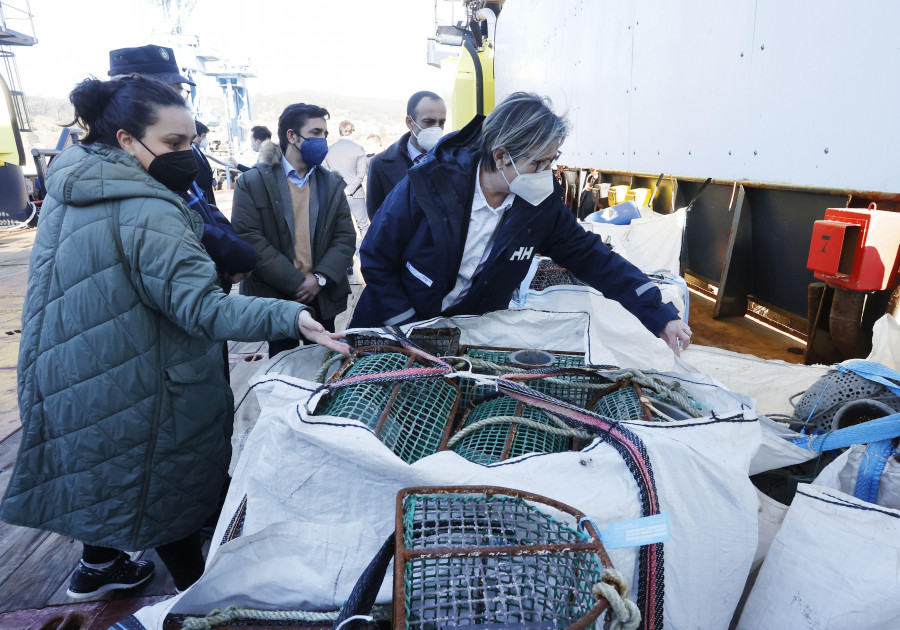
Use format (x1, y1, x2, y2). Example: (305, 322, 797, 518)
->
(510, 246, 534, 261)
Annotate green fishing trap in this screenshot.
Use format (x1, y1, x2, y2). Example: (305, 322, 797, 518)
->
(314, 348, 460, 464)
(393, 486, 616, 630)
(459, 346, 603, 408)
(448, 396, 581, 465)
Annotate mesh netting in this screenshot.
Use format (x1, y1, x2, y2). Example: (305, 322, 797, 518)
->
(315, 351, 458, 464)
(452, 397, 572, 464)
(379, 378, 459, 464)
(593, 386, 647, 422)
(528, 258, 587, 291)
(317, 352, 410, 427)
(345, 327, 462, 357)
(793, 369, 900, 432)
(401, 492, 605, 630)
(461, 347, 589, 407)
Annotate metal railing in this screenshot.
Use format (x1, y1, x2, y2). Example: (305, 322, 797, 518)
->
(0, 1, 36, 133)
(0, 1, 36, 42)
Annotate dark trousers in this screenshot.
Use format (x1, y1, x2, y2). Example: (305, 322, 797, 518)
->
(268, 316, 335, 358)
(82, 532, 205, 591)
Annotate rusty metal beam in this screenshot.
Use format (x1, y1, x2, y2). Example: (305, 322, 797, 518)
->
(714, 184, 752, 318)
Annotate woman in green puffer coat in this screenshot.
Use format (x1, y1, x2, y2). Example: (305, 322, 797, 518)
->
(0, 75, 348, 599)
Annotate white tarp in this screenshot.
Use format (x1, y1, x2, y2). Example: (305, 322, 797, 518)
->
(678, 347, 827, 475)
(513, 280, 688, 330)
(868, 314, 900, 371)
(680, 345, 829, 418)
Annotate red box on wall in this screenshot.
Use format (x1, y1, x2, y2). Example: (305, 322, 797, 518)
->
(807, 206, 900, 291)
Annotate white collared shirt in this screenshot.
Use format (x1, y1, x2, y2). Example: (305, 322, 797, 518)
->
(282, 154, 315, 189)
(441, 161, 516, 311)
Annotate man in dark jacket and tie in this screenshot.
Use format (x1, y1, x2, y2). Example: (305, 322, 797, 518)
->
(366, 91, 446, 218)
(192, 120, 216, 205)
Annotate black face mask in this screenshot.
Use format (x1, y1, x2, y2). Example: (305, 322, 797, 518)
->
(136, 137, 199, 192)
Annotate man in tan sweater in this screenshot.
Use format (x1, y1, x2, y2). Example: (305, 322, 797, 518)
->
(232, 103, 356, 357)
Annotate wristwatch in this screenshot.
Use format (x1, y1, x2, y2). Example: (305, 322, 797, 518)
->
(313, 273, 327, 287)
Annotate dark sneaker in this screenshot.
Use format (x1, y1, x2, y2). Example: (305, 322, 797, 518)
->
(66, 552, 154, 600)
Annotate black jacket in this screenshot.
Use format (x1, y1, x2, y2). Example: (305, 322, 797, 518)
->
(350, 116, 680, 333)
(231, 141, 355, 321)
(178, 184, 258, 293)
(192, 145, 216, 206)
(365, 131, 413, 218)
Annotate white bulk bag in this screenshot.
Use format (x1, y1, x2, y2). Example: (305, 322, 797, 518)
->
(738, 444, 900, 629)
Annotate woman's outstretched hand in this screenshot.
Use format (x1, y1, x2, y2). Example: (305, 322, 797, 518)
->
(298, 309, 350, 354)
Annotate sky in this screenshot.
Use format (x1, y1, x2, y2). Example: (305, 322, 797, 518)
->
(13, 0, 454, 100)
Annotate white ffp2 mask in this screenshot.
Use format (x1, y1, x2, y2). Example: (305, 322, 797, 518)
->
(412, 120, 443, 152)
(502, 157, 555, 206)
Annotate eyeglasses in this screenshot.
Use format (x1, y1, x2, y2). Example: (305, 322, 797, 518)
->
(532, 150, 562, 172)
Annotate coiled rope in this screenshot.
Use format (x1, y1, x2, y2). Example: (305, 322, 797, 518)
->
(314, 350, 345, 383)
(180, 605, 338, 630)
(446, 414, 594, 449)
(616, 369, 703, 417)
(179, 604, 389, 630)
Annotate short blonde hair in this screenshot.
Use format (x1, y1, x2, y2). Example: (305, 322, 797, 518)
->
(476, 92, 568, 172)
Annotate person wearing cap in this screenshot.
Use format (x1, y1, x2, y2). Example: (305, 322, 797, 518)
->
(366, 91, 446, 219)
(108, 44, 194, 98)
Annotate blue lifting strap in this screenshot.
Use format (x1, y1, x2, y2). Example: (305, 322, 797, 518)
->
(853, 439, 897, 503)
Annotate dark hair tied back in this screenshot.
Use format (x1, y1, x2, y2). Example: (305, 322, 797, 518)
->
(68, 75, 187, 146)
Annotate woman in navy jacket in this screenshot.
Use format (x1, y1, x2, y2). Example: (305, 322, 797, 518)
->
(351, 92, 691, 353)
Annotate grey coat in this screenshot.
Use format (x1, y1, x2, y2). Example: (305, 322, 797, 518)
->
(232, 141, 355, 322)
(0, 144, 304, 550)
(323, 137, 368, 199)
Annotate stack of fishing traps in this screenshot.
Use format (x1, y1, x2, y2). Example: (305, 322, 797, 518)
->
(313, 327, 702, 465)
